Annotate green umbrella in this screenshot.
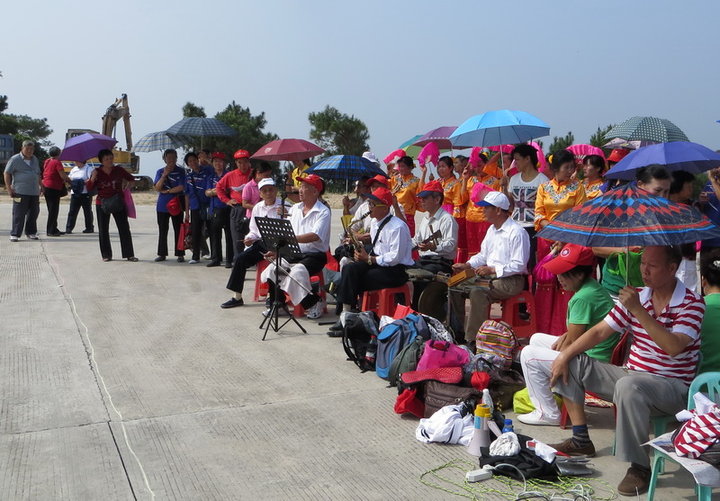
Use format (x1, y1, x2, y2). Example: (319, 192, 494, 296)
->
(605, 116, 689, 143)
(399, 134, 423, 157)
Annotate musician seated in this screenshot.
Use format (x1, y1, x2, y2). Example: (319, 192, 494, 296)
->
(329, 186, 414, 332)
(410, 180, 458, 307)
(261, 174, 330, 320)
(448, 191, 530, 345)
(220, 179, 289, 309)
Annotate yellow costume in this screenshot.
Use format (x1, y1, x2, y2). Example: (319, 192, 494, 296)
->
(534, 178, 587, 231)
(464, 175, 500, 223)
(440, 176, 466, 218)
(583, 179, 604, 199)
(391, 173, 421, 215)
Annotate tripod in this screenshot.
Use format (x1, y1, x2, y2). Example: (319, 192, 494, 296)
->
(256, 217, 307, 340)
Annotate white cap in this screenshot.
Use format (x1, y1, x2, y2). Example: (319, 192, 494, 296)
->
(362, 151, 379, 164)
(258, 178, 276, 189)
(476, 191, 510, 210)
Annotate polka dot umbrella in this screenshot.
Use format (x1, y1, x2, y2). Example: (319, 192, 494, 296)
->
(605, 116, 689, 143)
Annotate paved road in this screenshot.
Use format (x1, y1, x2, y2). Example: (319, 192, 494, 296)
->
(0, 204, 697, 500)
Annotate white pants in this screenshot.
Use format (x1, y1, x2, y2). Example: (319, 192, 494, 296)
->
(519, 333, 562, 420)
(261, 258, 311, 305)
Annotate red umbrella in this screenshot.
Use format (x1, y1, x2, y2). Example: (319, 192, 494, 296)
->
(251, 139, 324, 161)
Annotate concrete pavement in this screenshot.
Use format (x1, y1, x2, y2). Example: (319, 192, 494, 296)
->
(0, 203, 699, 500)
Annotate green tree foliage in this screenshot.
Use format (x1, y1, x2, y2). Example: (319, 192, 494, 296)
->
(308, 105, 370, 156)
(0, 95, 8, 114)
(0, 95, 53, 162)
(182, 102, 206, 118)
(589, 124, 615, 149)
(547, 131, 575, 156)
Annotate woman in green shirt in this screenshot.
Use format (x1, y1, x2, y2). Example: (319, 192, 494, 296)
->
(518, 243, 619, 426)
(699, 252, 720, 373)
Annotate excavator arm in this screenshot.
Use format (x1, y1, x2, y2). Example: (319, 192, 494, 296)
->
(101, 94, 133, 151)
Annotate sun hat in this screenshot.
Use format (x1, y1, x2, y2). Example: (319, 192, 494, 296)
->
(475, 191, 510, 210)
(258, 178, 276, 189)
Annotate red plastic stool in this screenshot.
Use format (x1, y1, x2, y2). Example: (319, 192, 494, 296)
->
(253, 259, 270, 302)
(498, 291, 537, 338)
(291, 272, 327, 318)
(361, 283, 413, 318)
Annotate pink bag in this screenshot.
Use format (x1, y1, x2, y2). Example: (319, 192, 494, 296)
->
(416, 340, 470, 371)
(123, 189, 136, 219)
(533, 252, 556, 284)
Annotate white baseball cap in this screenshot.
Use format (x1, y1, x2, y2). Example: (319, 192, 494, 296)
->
(362, 151, 379, 164)
(475, 191, 510, 210)
(258, 178, 276, 189)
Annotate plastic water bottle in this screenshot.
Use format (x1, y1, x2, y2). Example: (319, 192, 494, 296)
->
(502, 418, 514, 434)
(482, 388, 493, 409)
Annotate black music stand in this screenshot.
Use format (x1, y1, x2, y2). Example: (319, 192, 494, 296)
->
(256, 216, 307, 340)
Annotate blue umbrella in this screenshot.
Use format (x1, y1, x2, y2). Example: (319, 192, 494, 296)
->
(605, 141, 720, 180)
(449, 109, 550, 148)
(58, 133, 117, 162)
(305, 155, 386, 182)
(132, 131, 192, 153)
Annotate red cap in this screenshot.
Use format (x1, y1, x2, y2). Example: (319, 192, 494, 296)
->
(543, 243, 595, 275)
(233, 149, 250, 159)
(298, 173, 324, 192)
(607, 149, 630, 163)
(417, 179, 443, 197)
(367, 187, 393, 206)
(366, 174, 389, 187)
(211, 152, 226, 160)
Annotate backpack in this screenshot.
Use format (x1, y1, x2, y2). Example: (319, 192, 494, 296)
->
(376, 313, 430, 379)
(342, 311, 380, 372)
(475, 320, 518, 370)
(387, 335, 425, 387)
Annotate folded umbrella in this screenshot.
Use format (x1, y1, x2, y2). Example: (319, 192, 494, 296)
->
(59, 133, 117, 162)
(605, 141, 720, 180)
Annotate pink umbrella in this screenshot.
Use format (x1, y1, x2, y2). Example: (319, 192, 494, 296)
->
(251, 138, 324, 161)
(384, 148, 405, 165)
(418, 142, 440, 167)
(566, 144, 606, 161)
(414, 126, 458, 149)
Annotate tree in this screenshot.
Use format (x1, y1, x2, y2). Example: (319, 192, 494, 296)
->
(182, 102, 206, 118)
(0, 94, 53, 162)
(308, 105, 370, 156)
(589, 124, 615, 149)
(547, 131, 575, 156)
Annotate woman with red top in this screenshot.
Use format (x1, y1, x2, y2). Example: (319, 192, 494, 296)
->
(87, 149, 138, 262)
(42, 146, 70, 236)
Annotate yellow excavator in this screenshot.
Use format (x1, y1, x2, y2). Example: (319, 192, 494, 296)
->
(64, 94, 152, 189)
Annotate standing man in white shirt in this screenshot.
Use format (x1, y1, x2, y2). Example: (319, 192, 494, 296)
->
(449, 191, 530, 343)
(261, 174, 330, 319)
(332, 187, 414, 326)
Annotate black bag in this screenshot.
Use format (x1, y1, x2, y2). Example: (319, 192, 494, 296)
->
(488, 368, 526, 411)
(59, 185, 68, 197)
(479, 433, 559, 481)
(387, 335, 425, 387)
(342, 311, 380, 372)
(71, 179, 86, 195)
(101, 193, 125, 214)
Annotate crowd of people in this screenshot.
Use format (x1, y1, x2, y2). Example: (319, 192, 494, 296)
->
(5, 138, 720, 496)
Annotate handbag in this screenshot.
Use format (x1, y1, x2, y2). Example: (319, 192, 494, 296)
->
(177, 221, 192, 251)
(416, 340, 470, 372)
(423, 381, 480, 418)
(101, 193, 125, 214)
(166, 195, 182, 216)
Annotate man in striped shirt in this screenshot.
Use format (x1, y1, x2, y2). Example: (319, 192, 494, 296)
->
(547, 246, 704, 496)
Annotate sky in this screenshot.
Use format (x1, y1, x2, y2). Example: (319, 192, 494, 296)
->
(2, 0, 719, 178)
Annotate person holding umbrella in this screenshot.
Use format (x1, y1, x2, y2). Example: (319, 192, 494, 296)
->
(153, 149, 187, 262)
(42, 146, 71, 236)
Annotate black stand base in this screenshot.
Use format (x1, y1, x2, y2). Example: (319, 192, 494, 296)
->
(259, 281, 307, 340)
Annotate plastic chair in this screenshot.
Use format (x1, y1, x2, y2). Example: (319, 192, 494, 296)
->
(361, 283, 413, 318)
(497, 291, 537, 339)
(253, 259, 270, 302)
(647, 371, 720, 501)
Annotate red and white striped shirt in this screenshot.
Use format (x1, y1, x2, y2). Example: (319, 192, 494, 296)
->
(604, 280, 704, 385)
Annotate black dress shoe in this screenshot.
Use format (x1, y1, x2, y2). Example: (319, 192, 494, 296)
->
(221, 298, 244, 309)
(206, 261, 221, 268)
(177, 256, 185, 263)
(48, 231, 65, 237)
(154, 256, 166, 262)
(82, 229, 94, 234)
(65, 230, 73, 234)
(224, 261, 233, 268)
(329, 320, 343, 331)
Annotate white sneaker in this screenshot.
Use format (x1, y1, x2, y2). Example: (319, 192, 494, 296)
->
(517, 410, 560, 426)
(188, 259, 199, 264)
(9, 236, 19, 242)
(306, 301, 324, 320)
(27, 234, 39, 240)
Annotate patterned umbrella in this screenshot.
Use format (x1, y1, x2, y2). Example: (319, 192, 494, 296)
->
(251, 138, 324, 162)
(413, 126, 460, 149)
(58, 133, 117, 162)
(450, 109, 550, 148)
(537, 183, 720, 247)
(399, 134, 423, 157)
(605, 141, 720, 180)
(132, 131, 192, 152)
(605, 116, 689, 143)
(305, 155, 386, 181)
(166, 117, 236, 137)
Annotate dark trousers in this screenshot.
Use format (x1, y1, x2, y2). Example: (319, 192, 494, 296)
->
(190, 208, 209, 261)
(267, 251, 328, 304)
(524, 226, 537, 276)
(157, 211, 184, 257)
(411, 256, 453, 307)
(44, 187, 64, 234)
(229, 205, 250, 261)
(226, 241, 266, 293)
(66, 194, 94, 232)
(209, 207, 233, 264)
(96, 206, 134, 259)
(11, 195, 40, 237)
(336, 261, 408, 309)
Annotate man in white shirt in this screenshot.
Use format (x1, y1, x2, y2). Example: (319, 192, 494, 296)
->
(260, 174, 330, 319)
(449, 191, 530, 343)
(221, 178, 289, 309)
(332, 187, 414, 326)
